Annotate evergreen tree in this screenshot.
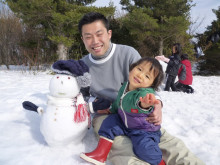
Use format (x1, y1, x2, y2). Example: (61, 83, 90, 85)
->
(119, 0, 193, 56)
(196, 6, 220, 75)
(6, 0, 114, 60)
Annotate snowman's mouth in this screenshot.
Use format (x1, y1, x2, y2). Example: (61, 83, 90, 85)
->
(58, 93, 66, 95)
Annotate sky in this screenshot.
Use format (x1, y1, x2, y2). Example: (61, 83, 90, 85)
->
(92, 0, 220, 34)
(190, 0, 220, 33)
(0, 62, 220, 165)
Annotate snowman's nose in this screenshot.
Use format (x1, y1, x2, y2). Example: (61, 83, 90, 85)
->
(61, 81, 63, 84)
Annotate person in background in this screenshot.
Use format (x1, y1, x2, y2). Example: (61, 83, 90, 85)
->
(164, 43, 181, 91)
(80, 57, 165, 165)
(79, 12, 205, 165)
(176, 54, 194, 93)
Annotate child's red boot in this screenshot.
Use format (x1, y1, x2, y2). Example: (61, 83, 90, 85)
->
(159, 159, 166, 165)
(80, 136, 113, 165)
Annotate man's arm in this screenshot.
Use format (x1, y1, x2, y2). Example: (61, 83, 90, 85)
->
(80, 87, 111, 113)
(146, 100, 162, 125)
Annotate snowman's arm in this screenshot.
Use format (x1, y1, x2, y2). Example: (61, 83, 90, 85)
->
(22, 101, 44, 115)
(37, 107, 44, 116)
(22, 101, 38, 112)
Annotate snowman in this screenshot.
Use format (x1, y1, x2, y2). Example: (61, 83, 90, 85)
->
(23, 59, 91, 147)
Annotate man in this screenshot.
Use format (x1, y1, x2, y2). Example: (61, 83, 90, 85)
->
(79, 12, 204, 165)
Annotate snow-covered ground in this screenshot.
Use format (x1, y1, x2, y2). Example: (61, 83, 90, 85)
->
(0, 67, 219, 165)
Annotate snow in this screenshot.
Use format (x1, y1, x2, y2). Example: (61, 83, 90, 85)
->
(0, 67, 220, 165)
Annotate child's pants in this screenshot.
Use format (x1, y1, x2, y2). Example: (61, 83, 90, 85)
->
(99, 114, 162, 165)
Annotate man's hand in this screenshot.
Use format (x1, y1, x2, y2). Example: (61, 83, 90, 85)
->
(146, 100, 162, 125)
(92, 98, 111, 112)
(97, 109, 111, 114)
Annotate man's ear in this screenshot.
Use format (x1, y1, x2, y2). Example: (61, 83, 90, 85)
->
(108, 30, 112, 39)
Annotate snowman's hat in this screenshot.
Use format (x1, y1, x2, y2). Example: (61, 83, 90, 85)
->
(52, 59, 91, 88)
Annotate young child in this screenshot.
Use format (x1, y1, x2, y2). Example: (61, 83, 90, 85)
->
(80, 57, 165, 165)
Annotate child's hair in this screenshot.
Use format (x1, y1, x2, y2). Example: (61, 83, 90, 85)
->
(78, 12, 109, 35)
(172, 43, 181, 54)
(129, 57, 164, 91)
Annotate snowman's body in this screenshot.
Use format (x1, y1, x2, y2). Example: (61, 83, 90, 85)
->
(39, 74, 89, 147)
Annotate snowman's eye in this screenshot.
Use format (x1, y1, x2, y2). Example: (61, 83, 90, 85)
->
(68, 77, 70, 79)
(57, 76, 59, 79)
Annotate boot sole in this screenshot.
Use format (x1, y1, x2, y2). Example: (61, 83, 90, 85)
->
(80, 153, 105, 165)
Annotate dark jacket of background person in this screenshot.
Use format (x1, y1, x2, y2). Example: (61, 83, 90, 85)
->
(165, 53, 181, 76)
(178, 54, 193, 85)
(164, 43, 181, 91)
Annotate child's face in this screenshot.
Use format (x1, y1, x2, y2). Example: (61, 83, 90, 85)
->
(128, 62, 156, 91)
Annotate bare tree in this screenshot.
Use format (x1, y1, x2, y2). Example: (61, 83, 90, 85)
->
(188, 16, 205, 36)
(0, 3, 23, 69)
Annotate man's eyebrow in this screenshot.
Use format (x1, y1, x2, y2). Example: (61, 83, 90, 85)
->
(83, 33, 92, 36)
(96, 30, 103, 33)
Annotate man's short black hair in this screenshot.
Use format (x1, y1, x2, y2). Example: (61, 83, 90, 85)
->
(78, 12, 109, 35)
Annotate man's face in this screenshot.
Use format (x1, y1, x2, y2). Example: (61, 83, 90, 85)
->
(81, 20, 112, 56)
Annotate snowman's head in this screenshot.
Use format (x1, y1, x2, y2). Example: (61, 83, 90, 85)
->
(51, 59, 91, 89)
(49, 74, 80, 98)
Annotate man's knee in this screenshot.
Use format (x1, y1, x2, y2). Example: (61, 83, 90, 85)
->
(92, 114, 108, 136)
(109, 136, 150, 165)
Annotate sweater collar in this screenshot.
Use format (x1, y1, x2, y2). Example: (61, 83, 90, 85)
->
(89, 43, 116, 64)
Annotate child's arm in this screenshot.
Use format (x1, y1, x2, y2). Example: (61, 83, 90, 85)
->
(139, 93, 160, 109)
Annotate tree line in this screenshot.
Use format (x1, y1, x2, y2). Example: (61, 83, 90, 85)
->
(194, 6, 220, 75)
(0, 0, 219, 74)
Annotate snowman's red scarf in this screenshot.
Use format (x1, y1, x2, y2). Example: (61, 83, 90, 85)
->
(74, 103, 90, 123)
